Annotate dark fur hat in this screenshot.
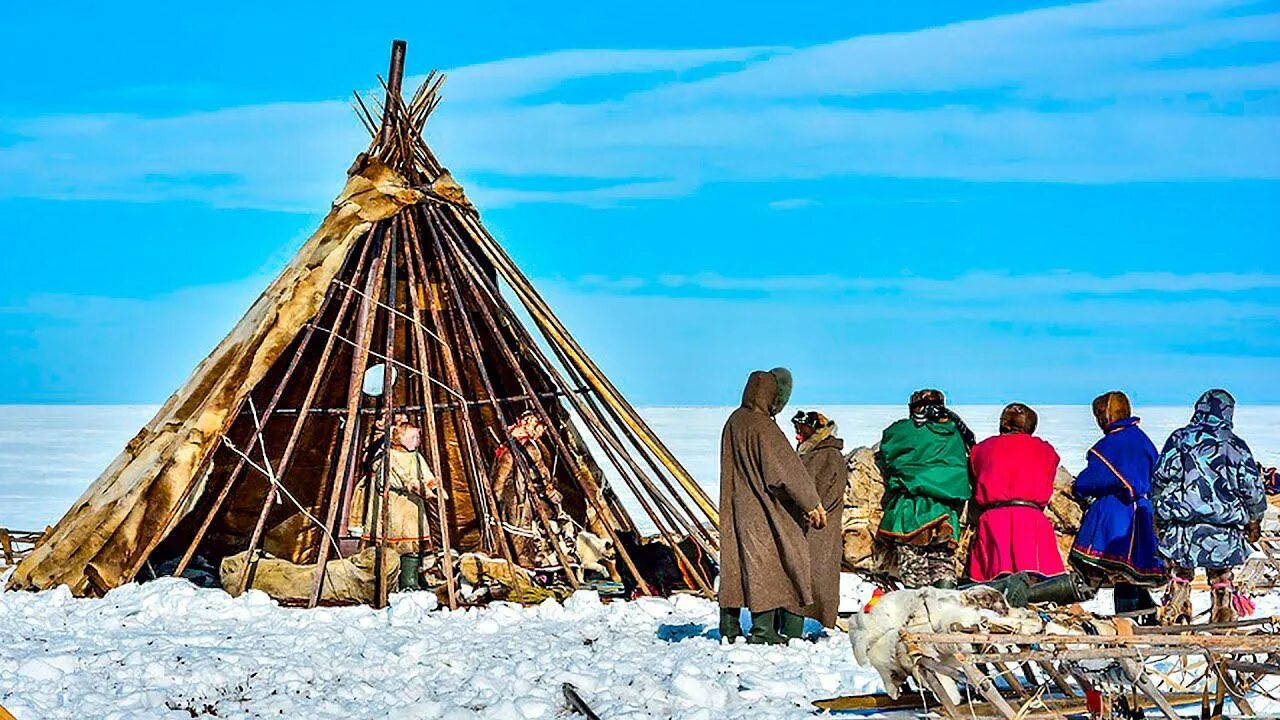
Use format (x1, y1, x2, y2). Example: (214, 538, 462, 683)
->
(999, 403, 1039, 435)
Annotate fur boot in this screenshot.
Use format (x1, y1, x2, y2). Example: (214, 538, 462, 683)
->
(1159, 572, 1194, 626)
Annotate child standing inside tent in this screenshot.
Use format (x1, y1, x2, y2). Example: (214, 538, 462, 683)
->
(875, 389, 975, 589)
(1153, 389, 1266, 624)
(353, 418, 442, 590)
(1069, 391, 1165, 620)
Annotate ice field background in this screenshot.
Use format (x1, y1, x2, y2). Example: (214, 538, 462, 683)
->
(2, 404, 1277, 531)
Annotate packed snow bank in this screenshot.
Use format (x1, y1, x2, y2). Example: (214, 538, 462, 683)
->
(0, 580, 881, 720)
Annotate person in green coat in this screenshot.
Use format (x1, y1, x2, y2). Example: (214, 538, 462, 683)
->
(875, 389, 975, 589)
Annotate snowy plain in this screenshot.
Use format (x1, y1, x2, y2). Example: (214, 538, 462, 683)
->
(3, 404, 1278, 531)
(1, 404, 1278, 719)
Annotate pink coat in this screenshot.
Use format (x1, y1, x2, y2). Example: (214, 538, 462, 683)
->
(966, 433, 1067, 582)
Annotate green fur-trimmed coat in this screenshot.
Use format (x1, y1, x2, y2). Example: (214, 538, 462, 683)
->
(875, 418, 972, 546)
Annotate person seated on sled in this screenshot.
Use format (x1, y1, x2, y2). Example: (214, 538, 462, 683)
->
(719, 368, 827, 645)
(792, 410, 846, 629)
(875, 389, 975, 590)
(1069, 391, 1165, 621)
(351, 418, 441, 589)
(965, 403, 1087, 606)
(1153, 389, 1266, 624)
(491, 411, 563, 565)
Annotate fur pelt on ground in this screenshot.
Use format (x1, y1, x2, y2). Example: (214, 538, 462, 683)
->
(849, 586, 1057, 702)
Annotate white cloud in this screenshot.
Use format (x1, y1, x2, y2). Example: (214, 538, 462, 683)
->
(1, 0, 1277, 210)
(767, 198, 819, 210)
(592, 269, 1280, 298)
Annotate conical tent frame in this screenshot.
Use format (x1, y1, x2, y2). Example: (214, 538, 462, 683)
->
(12, 41, 718, 609)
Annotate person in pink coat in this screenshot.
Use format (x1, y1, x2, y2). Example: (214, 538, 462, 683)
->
(967, 403, 1069, 592)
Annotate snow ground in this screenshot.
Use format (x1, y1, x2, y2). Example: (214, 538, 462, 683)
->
(3, 574, 1278, 719)
(0, 579, 882, 720)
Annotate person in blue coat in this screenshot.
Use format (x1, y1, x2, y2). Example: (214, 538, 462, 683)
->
(1069, 391, 1166, 619)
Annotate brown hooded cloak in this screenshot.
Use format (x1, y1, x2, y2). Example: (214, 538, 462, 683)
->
(718, 371, 823, 613)
(798, 426, 846, 628)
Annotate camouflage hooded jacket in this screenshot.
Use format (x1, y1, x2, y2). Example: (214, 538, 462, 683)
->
(1151, 389, 1266, 569)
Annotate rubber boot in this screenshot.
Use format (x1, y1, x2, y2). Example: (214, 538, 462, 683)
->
(719, 607, 743, 642)
(1002, 573, 1033, 608)
(746, 609, 785, 645)
(1023, 573, 1090, 606)
(777, 610, 806, 642)
(398, 554, 422, 592)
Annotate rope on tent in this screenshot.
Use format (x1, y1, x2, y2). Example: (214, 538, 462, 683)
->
(304, 321, 466, 403)
(332, 279, 450, 346)
(219, 436, 342, 561)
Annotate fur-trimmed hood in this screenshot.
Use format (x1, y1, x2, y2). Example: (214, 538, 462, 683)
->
(798, 422, 843, 456)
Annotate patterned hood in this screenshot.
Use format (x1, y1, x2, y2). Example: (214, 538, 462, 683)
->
(1190, 389, 1235, 433)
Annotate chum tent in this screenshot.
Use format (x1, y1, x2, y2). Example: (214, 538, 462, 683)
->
(10, 41, 718, 608)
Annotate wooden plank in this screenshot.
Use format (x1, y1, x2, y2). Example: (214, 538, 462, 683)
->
(909, 631, 1280, 649)
(958, 659, 1018, 720)
(1119, 658, 1180, 720)
(1037, 661, 1078, 698)
(917, 666, 967, 719)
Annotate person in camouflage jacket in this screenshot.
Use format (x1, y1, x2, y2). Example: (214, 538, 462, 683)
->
(1153, 389, 1266, 624)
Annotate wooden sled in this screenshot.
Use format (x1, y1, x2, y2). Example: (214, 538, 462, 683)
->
(0, 528, 45, 571)
(860, 616, 1280, 719)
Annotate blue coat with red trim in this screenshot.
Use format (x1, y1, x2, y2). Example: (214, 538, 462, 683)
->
(1069, 418, 1166, 586)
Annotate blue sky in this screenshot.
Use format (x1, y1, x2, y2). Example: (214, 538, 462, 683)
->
(1, 0, 1278, 406)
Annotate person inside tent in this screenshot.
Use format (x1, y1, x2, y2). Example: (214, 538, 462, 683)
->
(1153, 390, 1266, 625)
(352, 418, 441, 591)
(1069, 391, 1165, 621)
(966, 403, 1087, 605)
(719, 368, 827, 644)
(876, 389, 974, 589)
(491, 411, 563, 566)
(792, 410, 846, 629)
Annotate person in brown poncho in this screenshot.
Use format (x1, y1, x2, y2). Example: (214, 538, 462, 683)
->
(719, 368, 827, 644)
(792, 410, 846, 629)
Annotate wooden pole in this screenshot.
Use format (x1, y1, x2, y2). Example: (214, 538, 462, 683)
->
(453, 210, 716, 524)
(399, 222, 458, 608)
(172, 233, 377, 576)
(426, 208, 653, 594)
(372, 228, 400, 609)
(422, 208, 582, 588)
(402, 213, 518, 566)
(380, 40, 407, 148)
(307, 226, 393, 607)
(435, 208, 709, 594)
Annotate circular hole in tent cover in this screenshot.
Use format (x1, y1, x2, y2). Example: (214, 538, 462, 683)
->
(361, 364, 398, 397)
